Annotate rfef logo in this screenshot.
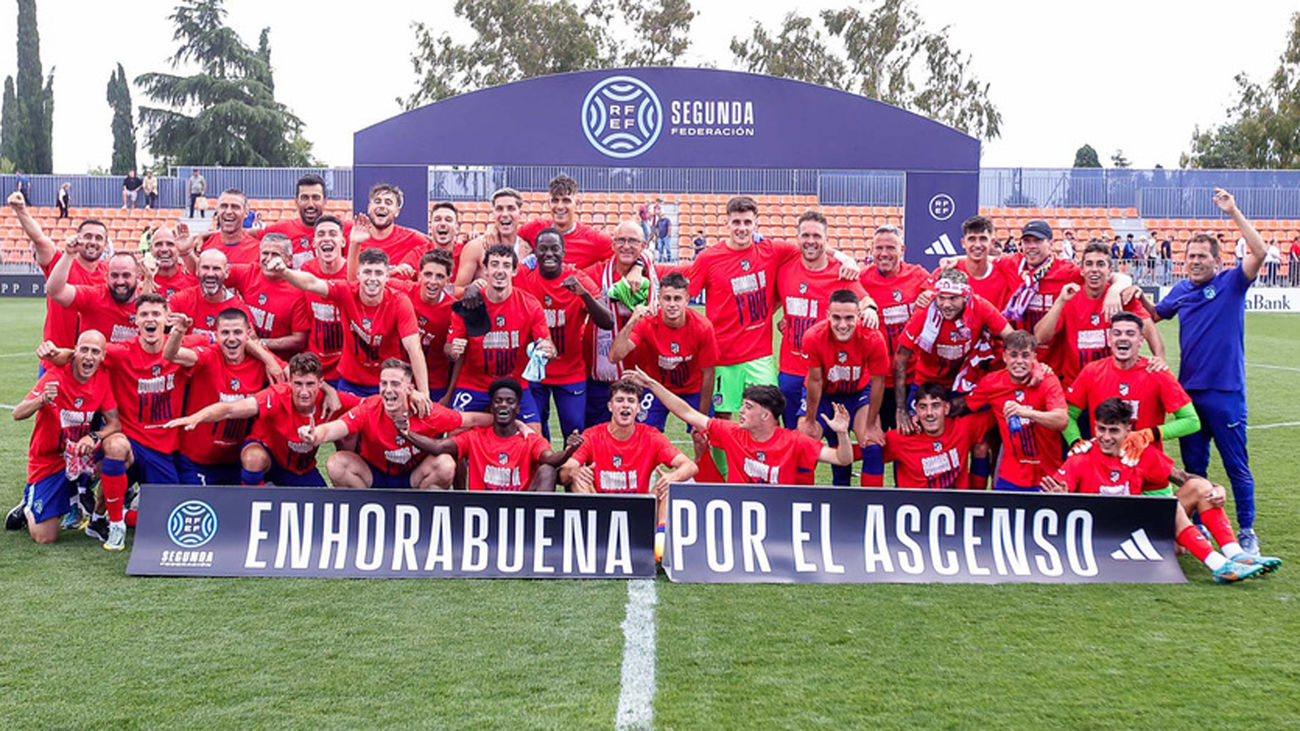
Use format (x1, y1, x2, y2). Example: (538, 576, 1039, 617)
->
(582, 76, 663, 159)
(167, 500, 218, 548)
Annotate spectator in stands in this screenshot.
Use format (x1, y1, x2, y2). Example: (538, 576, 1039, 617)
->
(1134, 236, 1148, 283)
(1289, 236, 1300, 286)
(1003, 235, 1017, 254)
(655, 208, 672, 261)
(122, 169, 143, 209)
(188, 169, 206, 218)
(1264, 239, 1281, 286)
(1145, 234, 1158, 283)
(138, 225, 154, 257)
(638, 202, 651, 242)
(1122, 234, 1136, 261)
(15, 169, 29, 204)
(1059, 231, 1077, 262)
(1159, 234, 1173, 281)
(56, 182, 70, 219)
(142, 171, 158, 210)
(692, 230, 706, 255)
(1111, 236, 1121, 260)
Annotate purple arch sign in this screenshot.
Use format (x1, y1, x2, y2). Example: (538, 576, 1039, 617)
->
(353, 67, 980, 269)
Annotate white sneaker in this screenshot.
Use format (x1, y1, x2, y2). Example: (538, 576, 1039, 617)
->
(103, 521, 127, 551)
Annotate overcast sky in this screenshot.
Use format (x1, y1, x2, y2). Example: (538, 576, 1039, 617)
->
(0, 0, 1294, 172)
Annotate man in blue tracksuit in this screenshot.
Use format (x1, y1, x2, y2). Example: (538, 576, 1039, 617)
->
(1143, 188, 1264, 554)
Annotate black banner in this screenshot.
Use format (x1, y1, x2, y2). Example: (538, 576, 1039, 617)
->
(0, 273, 44, 298)
(664, 484, 1185, 584)
(127, 485, 657, 579)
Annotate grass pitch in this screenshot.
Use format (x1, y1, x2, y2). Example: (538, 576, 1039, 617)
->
(1, 298, 1298, 728)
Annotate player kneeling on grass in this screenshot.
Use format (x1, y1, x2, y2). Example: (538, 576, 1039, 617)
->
(560, 377, 698, 559)
(1042, 398, 1281, 583)
(165, 352, 358, 487)
(626, 367, 853, 485)
(302, 359, 489, 489)
(401, 378, 584, 491)
(10, 330, 121, 546)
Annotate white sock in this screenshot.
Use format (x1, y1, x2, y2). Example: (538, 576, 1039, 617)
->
(1205, 552, 1228, 571)
(1219, 542, 1243, 556)
(109, 520, 125, 529)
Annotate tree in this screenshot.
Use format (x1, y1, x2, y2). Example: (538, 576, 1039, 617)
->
(1110, 149, 1131, 168)
(106, 63, 136, 174)
(1073, 144, 1101, 168)
(403, 0, 695, 109)
(135, 0, 313, 167)
(731, 0, 1002, 140)
(0, 76, 15, 166)
(3, 0, 53, 173)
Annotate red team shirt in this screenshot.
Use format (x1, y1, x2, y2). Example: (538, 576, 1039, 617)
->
(802, 320, 891, 396)
(571, 423, 681, 493)
(883, 415, 988, 489)
(342, 396, 463, 476)
(687, 240, 800, 366)
(179, 347, 274, 466)
(201, 233, 262, 266)
(364, 225, 430, 267)
(153, 268, 198, 299)
(1050, 292, 1149, 385)
(448, 289, 549, 392)
(995, 255, 1084, 371)
(514, 266, 600, 385)
(226, 264, 311, 341)
(625, 310, 719, 394)
(250, 384, 362, 475)
(966, 370, 1067, 486)
(388, 280, 456, 392)
(857, 263, 933, 387)
(1066, 357, 1191, 448)
(704, 418, 823, 485)
(952, 259, 1017, 311)
(40, 253, 106, 347)
(901, 296, 1009, 386)
(519, 219, 613, 272)
(168, 286, 254, 340)
(776, 262, 868, 377)
(301, 259, 348, 380)
(325, 280, 420, 386)
(1056, 445, 1174, 495)
(258, 218, 318, 268)
(452, 427, 551, 491)
(24, 364, 117, 483)
(102, 336, 207, 452)
(69, 286, 137, 342)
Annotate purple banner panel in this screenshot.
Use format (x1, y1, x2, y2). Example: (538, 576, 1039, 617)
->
(664, 484, 1185, 584)
(127, 485, 656, 579)
(904, 171, 981, 272)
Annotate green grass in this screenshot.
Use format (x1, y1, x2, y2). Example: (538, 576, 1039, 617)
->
(2, 299, 1298, 728)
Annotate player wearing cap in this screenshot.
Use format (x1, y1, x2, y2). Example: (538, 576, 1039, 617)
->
(301, 215, 350, 383)
(44, 243, 141, 343)
(224, 233, 311, 358)
(857, 224, 932, 429)
(350, 183, 430, 266)
(197, 189, 261, 266)
(518, 174, 614, 271)
(1043, 398, 1281, 583)
(255, 173, 334, 268)
(388, 249, 458, 402)
(876, 383, 994, 490)
(168, 249, 254, 340)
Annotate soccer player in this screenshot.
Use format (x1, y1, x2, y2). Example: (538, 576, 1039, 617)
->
(13, 330, 120, 545)
(1139, 188, 1267, 553)
(857, 224, 932, 429)
(162, 309, 280, 486)
(301, 215, 350, 383)
(394, 202, 461, 277)
(453, 188, 531, 296)
(302, 359, 487, 488)
(403, 378, 583, 491)
(167, 353, 359, 487)
(515, 228, 614, 437)
(44, 243, 141, 343)
(197, 189, 261, 265)
(1033, 242, 1164, 386)
(168, 250, 254, 340)
(609, 272, 718, 431)
(965, 329, 1068, 491)
(255, 173, 332, 267)
(388, 249, 457, 401)
(776, 210, 871, 428)
(9, 191, 108, 349)
(224, 233, 311, 357)
(798, 289, 891, 487)
(351, 183, 431, 266)
(142, 226, 198, 298)
(628, 368, 853, 485)
(879, 383, 993, 490)
(950, 215, 1017, 310)
(518, 174, 614, 270)
(1043, 398, 1281, 583)
(446, 244, 554, 427)
(1063, 312, 1199, 462)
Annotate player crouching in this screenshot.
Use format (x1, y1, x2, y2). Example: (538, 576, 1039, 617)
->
(1043, 398, 1281, 583)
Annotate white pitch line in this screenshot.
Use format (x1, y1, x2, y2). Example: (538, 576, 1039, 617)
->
(0, 352, 34, 358)
(1248, 420, 1300, 431)
(1246, 362, 1300, 373)
(615, 578, 658, 731)
(0, 403, 14, 411)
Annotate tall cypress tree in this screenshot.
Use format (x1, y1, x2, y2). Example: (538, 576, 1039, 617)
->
(14, 0, 52, 172)
(0, 76, 16, 165)
(106, 63, 136, 174)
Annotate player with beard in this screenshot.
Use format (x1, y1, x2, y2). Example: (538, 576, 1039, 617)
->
(949, 216, 1017, 310)
(518, 174, 614, 271)
(141, 226, 197, 298)
(1043, 398, 1281, 583)
(168, 249, 254, 340)
(301, 215, 349, 383)
(404, 378, 583, 492)
(857, 225, 933, 429)
(776, 211, 872, 429)
(610, 272, 718, 431)
(303, 359, 489, 489)
(394, 202, 461, 278)
(9, 191, 109, 351)
(197, 189, 261, 266)
(880, 383, 994, 490)
(223, 233, 311, 358)
(351, 183, 430, 266)
(255, 173, 338, 267)
(45, 244, 142, 343)
(453, 188, 531, 297)
(515, 228, 615, 439)
(11, 331, 121, 545)
(170, 353, 358, 487)
(387, 249, 457, 401)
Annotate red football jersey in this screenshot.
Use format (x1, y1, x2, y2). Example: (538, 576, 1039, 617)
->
(153, 267, 198, 299)
(40, 252, 106, 347)
(966, 369, 1067, 486)
(325, 280, 420, 387)
(996, 254, 1084, 371)
(364, 225, 430, 267)
(168, 286, 254, 341)
(626, 309, 719, 394)
(301, 259, 348, 380)
(447, 289, 549, 391)
(776, 261, 868, 376)
(258, 218, 316, 269)
(69, 285, 137, 342)
(883, 415, 986, 489)
(225, 264, 311, 341)
(396, 242, 456, 280)
(952, 259, 1017, 311)
(102, 337, 204, 452)
(178, 347, 274, 466)
(704, 418, 823, 485)
(687, 240, 801, 366)
(514, 266, 600, 385)
(1056, 444, 1174, 495)
(452, 426, 551, 491)
(857, 262, 933, 387)
(24, 364, 117, 483)
(342, 395, 463, 476)
(570, 423, 682, 493)
(201, 233, 262, 266)
(388, 280, 456, 392)
(1066, 357, 1191, 447)
(250, 383, 361, 475)
(901, 295, 1009, 386)
(802, 320, 891, 396)
(1051, 291, 1149, 385)
(518, 218, 613, 271)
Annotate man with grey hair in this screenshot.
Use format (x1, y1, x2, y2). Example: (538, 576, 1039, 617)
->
(223, 232, 310, 358)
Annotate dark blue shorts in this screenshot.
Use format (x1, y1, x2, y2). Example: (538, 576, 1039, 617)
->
(24, 471, 75, 524)
(449, 386, 540, 423)
(339, 379, 380, 397)
(267, 463, 328, 488)
(639, 390, 701, 432)
(994, 477, 1041, 492)
(127, 437, 179, 486)
(369, 464, 414, 489)
(777, 371, 807, 428)
(176, 455, 242, 486)
(530, 380, 587, 439)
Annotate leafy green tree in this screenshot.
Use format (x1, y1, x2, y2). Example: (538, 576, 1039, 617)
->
(1073, 144, 1101, 168)
(0, 76, 16, 166)
(5, 0, 53, 172)
(1110, 149, 1131, 168)
(106, 63, 136, 175)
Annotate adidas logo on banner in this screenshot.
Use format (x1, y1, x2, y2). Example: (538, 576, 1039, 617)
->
(1110, 528, 1165, 561)
(923, 233, 957, 257)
